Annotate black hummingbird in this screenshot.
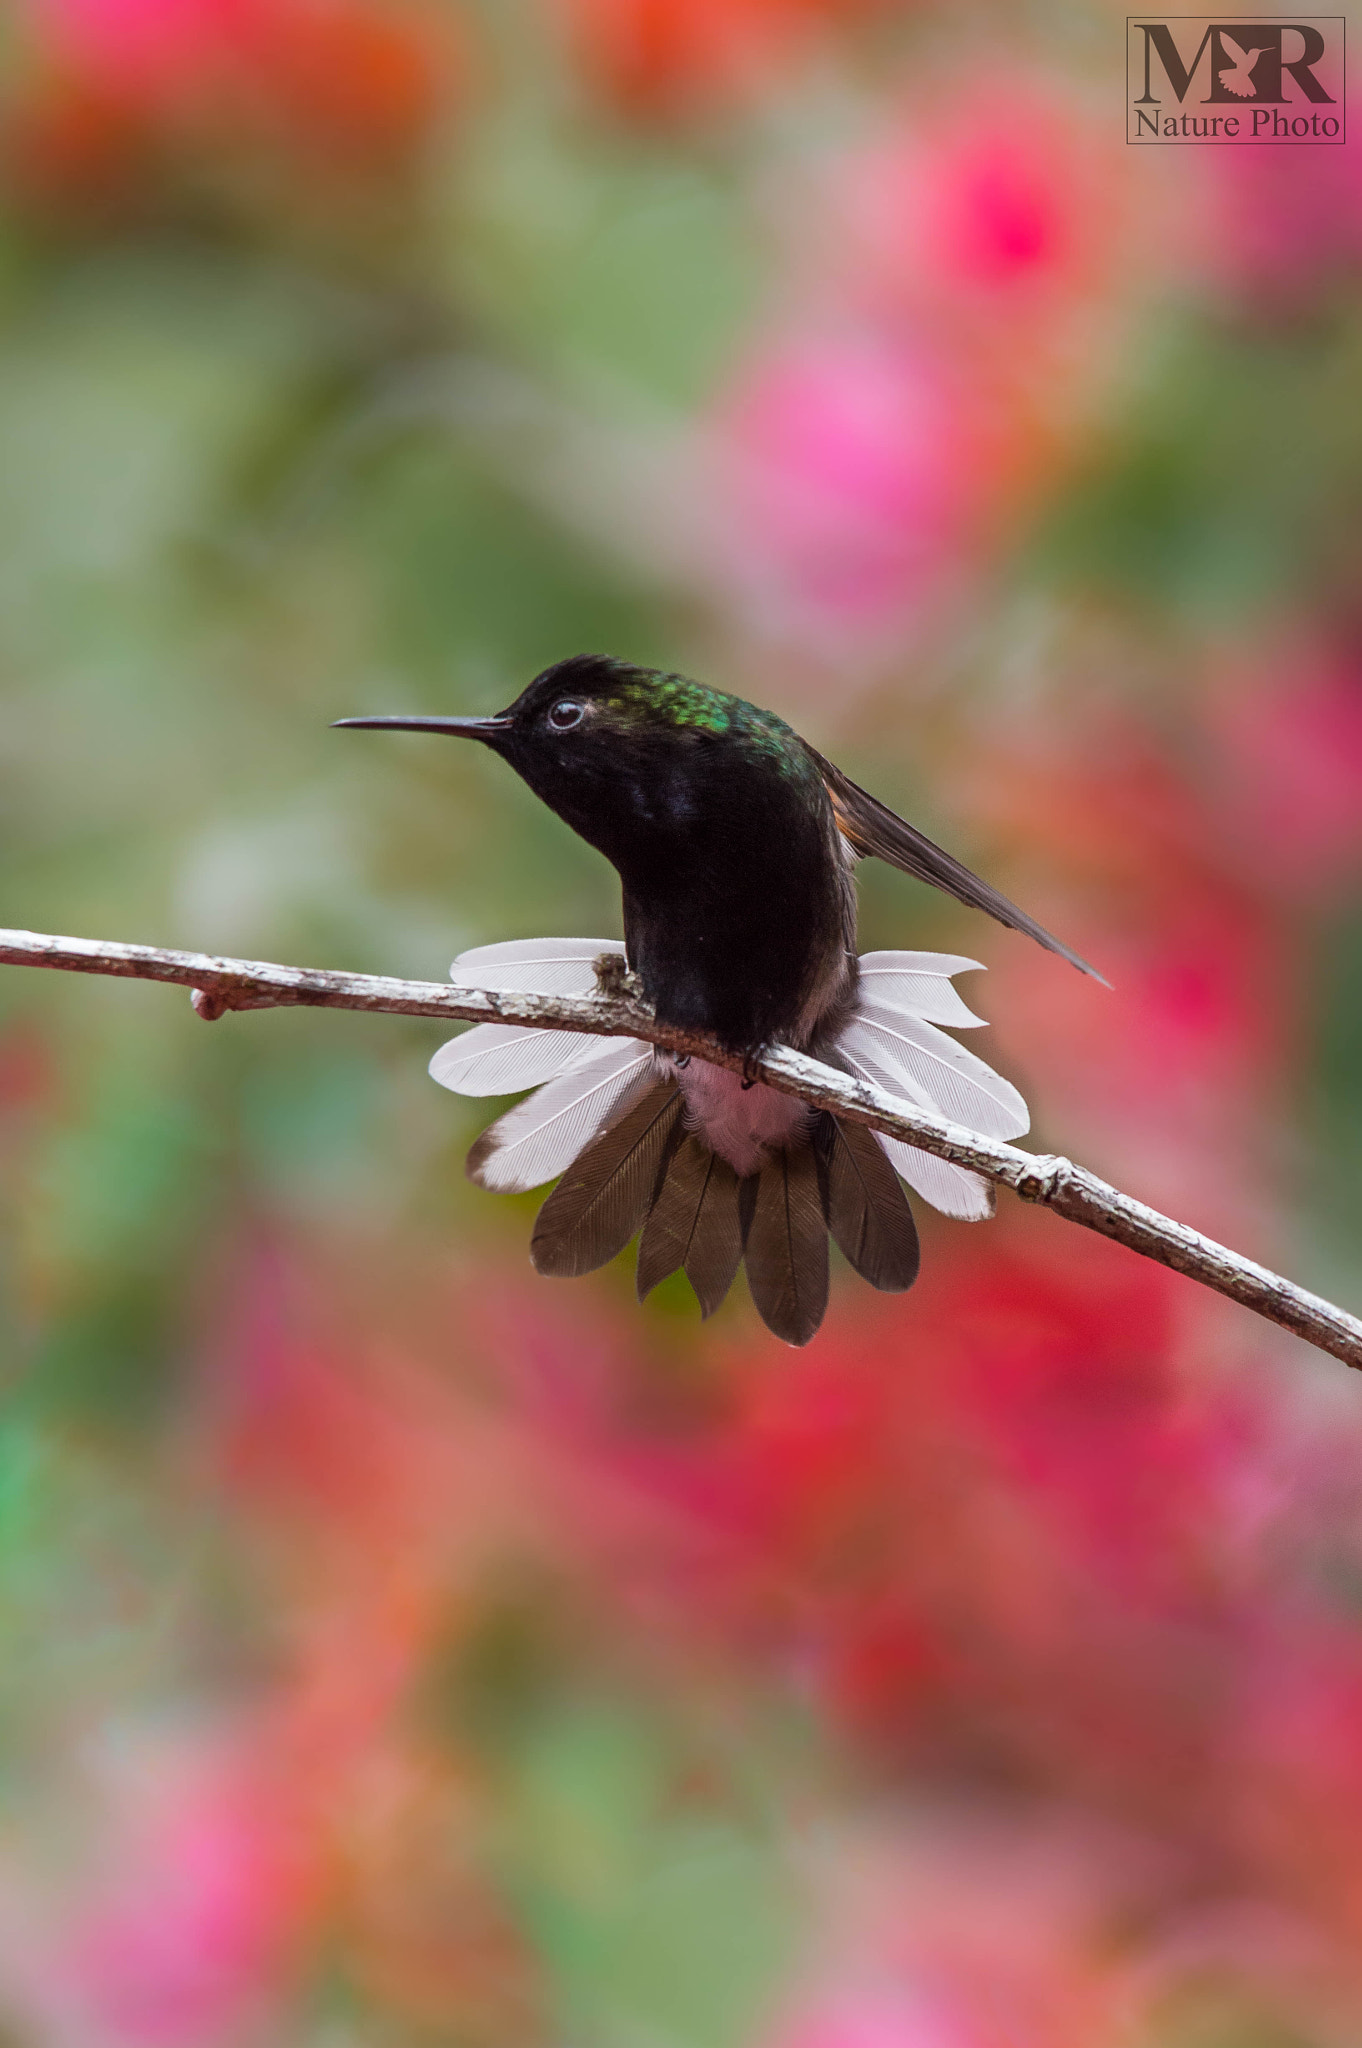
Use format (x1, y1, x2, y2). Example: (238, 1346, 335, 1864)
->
(337, 654, 1100, 1344)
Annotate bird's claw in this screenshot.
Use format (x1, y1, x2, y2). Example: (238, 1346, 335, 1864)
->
(593, 952, 646, 1006)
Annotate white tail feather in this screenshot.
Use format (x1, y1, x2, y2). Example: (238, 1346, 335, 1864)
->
(837, 1040, 1001, 1221)
(451, 937, 624, 997)
(838, 1036, 939, 1116)
(469, 1041, 655, 1193)
(431, 1024, 634, 1097)
(842, 1007, 1029, 1141)
(441, 936, 1021, 1224)
(854, 951, 987, 1028)
(875, 1133, 995, 1221)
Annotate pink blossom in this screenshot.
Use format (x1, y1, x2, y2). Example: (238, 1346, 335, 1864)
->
(711, 330, 972, 648)
(33, 0, 241, 96)
(0, 1731, 306, 2048)
(764, 1985, 984, 2048)
(833, 83, 1168, 353)
(67, 1774, 293, 2045)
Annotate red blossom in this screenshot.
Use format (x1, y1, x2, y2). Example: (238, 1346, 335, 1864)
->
(1206, 649, 1362, 892)
(7, 0, 455, 215)
(551, 0, 884, 115)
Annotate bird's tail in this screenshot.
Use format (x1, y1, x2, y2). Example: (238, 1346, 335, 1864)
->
(438, 939, 1030, 1346)
(530, 1079, 919, 1345)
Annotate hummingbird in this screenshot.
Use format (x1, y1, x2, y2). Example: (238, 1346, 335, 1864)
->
(337, 654, 1101, 1345)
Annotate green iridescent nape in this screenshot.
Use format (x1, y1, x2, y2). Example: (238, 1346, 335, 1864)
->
(612, 668, 811, 774)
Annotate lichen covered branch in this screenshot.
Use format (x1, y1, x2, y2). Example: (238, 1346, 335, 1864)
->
(1, 925, 1358, 1370)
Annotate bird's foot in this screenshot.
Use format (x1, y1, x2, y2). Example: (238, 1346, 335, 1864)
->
(593, 952, 647, 1006)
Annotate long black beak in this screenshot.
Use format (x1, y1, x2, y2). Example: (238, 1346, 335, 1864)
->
(332, 715, 513, 745)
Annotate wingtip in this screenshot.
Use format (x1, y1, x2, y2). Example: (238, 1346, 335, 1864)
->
(1047, 935, 1111, 988)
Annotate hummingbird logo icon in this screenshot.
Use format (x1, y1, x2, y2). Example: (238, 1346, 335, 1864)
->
(1216, 32, 1263, 96)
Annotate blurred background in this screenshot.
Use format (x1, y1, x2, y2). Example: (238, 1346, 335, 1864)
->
(0, 1, 1361, 2041)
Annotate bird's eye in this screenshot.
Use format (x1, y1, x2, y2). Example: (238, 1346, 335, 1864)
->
(548, 699, 585, 731)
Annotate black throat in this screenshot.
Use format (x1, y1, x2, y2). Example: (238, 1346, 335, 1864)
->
(511, 721, 856, 1056)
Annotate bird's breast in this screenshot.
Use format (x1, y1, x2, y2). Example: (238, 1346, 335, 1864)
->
(619, 795, 855, 1055)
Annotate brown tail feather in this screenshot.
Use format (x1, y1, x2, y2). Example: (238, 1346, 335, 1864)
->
(816, 1114, 920, 1293)
(531, 1081, 682, 1278)
(682, 1149, 744, 1317)
(535, 1100, 921, 1340)
(637, 1133, 743, 1315)
(745, 1144, 829, 1346)
(636, 1129, 702, 1300)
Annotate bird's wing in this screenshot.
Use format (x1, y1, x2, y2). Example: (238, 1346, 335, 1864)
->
(806, 744, 1108, 984)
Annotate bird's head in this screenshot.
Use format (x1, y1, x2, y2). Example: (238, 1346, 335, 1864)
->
(336, 654, 807, 865)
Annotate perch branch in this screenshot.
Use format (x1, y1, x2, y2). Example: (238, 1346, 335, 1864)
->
(1, 925, 1359, 1372)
